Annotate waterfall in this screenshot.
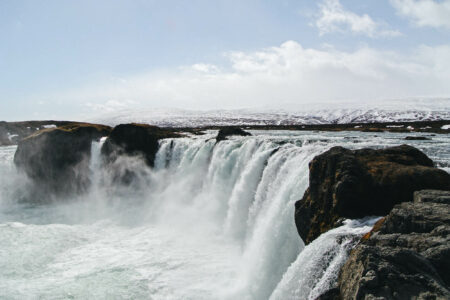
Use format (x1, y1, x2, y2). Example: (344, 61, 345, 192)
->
(270, 218, 379, 300)
(139, 135, 374, 299)
(5, 130, 443, 299)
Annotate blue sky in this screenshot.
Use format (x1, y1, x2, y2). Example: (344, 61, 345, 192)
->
(1, 0, 450, 120)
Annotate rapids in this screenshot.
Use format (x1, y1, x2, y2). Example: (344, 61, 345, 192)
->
(0, 130, 449, 300)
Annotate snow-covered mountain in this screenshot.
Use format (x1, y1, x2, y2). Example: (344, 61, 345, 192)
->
(88, 99, 450, 127)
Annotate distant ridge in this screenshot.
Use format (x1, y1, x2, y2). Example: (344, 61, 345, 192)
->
(90, 107, 450, 127)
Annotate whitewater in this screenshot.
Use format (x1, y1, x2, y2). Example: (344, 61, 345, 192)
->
(0, 130, 449, 300)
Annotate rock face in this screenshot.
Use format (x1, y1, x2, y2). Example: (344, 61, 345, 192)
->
(216, 127, 251, 142)
(101, 124, 180, 167)
(295, 145, 450, 244)
(0, 120, 94, 146)
(404, 136, 431, 140)
(337, 190, 450, 299)
(0, 121, 12, 146)
(14, 124, 111, 196)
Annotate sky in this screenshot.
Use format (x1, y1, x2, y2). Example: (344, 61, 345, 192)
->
(1, 0, 450, 121)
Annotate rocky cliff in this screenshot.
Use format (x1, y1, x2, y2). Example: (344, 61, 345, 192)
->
(100, 123, 181, 185)
(215, 127, 251, 142)
(0, 121, 101, 146)
(101, 123, 180, 167)
(295, 145, 450, 245)
(14, 123, 111, 197)
(335, 190, 450, 299)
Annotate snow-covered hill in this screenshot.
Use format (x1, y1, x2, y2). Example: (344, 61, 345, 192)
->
(88, 99, 450, 127)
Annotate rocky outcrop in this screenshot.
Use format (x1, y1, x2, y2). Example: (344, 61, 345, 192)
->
(101, 123, 180, 167)
(0, 120, 94, 146)
(404, 136, 431, 140)
(0, 121, 13, 146)
(295, 145, 450, 244)
(216, 127, 251, 142)
(14, 123, 111, 196)
(337, 190, 450, 299)
(100, 124, 181, 185)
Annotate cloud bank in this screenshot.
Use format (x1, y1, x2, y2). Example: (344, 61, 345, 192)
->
(316, 0, 401, 37)
(42, 40, 450, 116)
(391, 0, 450, 29)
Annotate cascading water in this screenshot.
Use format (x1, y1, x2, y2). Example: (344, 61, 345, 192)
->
(0, 130, 449, 299)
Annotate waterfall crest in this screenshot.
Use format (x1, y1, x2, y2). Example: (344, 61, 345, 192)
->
(3, 131, 446, 299)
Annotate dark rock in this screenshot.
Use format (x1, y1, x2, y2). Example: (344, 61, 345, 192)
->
(315, 287, 340, 300)
(14, 124, 111, 197)
(100, 124, 181, 186)
(295, 145, 450, 244)
(0, 122, 13, 146)
(404, 136, 431, 140)
(414, 189, 450, 204)
(1, 121, 98, 146)
(101, 123, 180, 168)
(337, 190, 450, 299)
(216, 127, 251, 142)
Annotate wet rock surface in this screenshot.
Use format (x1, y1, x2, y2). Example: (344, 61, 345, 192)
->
(337, 190, 450, 300)
(14, 123, 111, 197)
(404, 136, 431, 140)
(216, 127, 251, 142)
(101, 123, 180, 167)
(295, 145, 450, 245)
(100, 124, 181, 185)
(0, 122, 13, 146)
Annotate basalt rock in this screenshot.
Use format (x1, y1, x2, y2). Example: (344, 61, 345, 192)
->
(337, 190, 450, 299)
(101, 123, 180, 167)
(216, 127, 251, 142)
(100, 124, 181, 185)
(0, 122, 13, 146)
(14, 123, 111, 197)
(404, 136, 431, 140)
(295, 145, 450, 245)
(0, 120, 95, 146)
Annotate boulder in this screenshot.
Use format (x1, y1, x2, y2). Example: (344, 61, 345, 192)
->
(404, 136, 431, 140)
(101, 123, 180, 167)
(295, 145, 450, 244)
(1, 121, 88, 145)
(216, 127, 251, 142)
(14, 123, 111, 196)
(337, 190, 450, 299)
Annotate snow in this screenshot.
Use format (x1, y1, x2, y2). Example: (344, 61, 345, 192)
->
(442, 125, 450, 130)
(84, 99, 450, 127)
(42, 124, 57, 129)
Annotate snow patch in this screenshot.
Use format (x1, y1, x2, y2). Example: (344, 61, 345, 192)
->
(42, 124, 57, 129)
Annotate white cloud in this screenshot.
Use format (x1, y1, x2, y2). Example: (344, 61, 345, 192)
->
(391, 0, 450, 29)
(190, 64, 220, 73)
(316, 0, 401, 37)
(44, 41, 450, 115)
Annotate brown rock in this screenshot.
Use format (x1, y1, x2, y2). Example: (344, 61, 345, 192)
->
(337, 190, 450, 299)
(295, 145, 450, 244)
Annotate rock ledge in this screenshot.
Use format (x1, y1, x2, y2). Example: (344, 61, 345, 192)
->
(295, 145, 450, 244)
